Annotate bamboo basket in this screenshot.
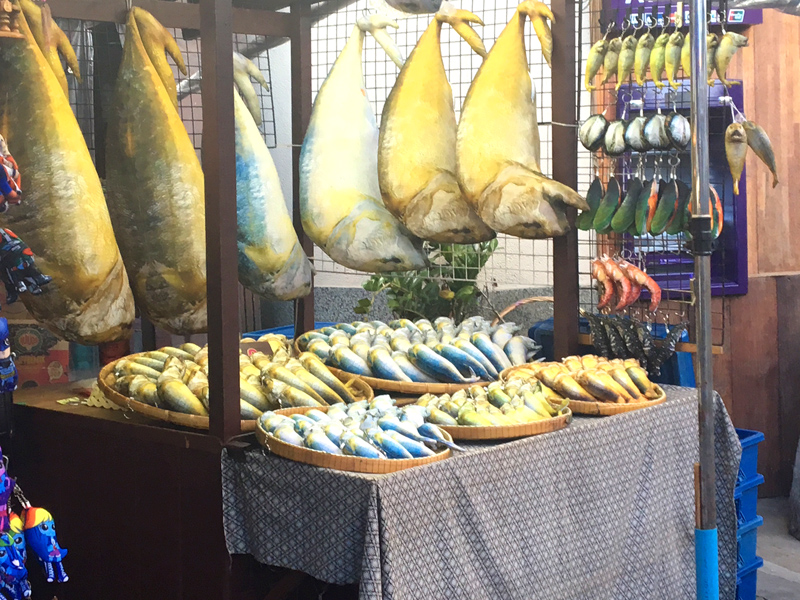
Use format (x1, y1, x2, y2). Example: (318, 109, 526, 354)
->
(98, 356, 374, 432)
(256, 406, 452, 474)
(500, 364, 668, 416)
(436, 408, 572, 440)
(556, 386, 667, 416)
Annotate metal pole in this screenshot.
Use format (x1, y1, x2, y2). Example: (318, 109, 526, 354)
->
(688, 0, 718, 597)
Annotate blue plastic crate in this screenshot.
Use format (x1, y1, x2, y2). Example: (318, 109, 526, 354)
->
(736, 429, 765, 486)
(244, 322, 336, 340)
(736, 556, 763, 600)
(735, 474, 765, 527)
(737, 515, 763, 570)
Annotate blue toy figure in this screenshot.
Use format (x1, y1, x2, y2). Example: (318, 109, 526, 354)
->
(0, 533, 28, 600)
(22, 508, 67, 583)
(0, 230, 51, 306)
(0, 319, 16, 394)
(0, 449, 14, 533)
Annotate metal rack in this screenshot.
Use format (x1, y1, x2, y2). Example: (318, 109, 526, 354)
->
(575, 0, 742, 349)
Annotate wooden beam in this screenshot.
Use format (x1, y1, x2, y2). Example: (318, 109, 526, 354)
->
(550, 0, 579, 360)
(201, 0, 241, 443)
(291, 7, 316, 336)
(49, 0, 292, 37)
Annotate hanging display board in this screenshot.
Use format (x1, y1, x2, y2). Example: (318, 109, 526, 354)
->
(603, 0, 763, 26)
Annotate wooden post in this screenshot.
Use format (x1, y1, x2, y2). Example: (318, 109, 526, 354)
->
(550, 0, 580, 360)
(291, 7, 316, 336)
(200, 0, 240, 442)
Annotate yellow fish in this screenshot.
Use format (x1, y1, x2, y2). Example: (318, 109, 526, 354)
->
(665, 31, 684, 90)
(715, 31, 748, 87)
(233, 53, 313, 300)
(584, 38, 607, 92)
(19, 0, 81, 97)
(649, 31, 669, 89)
(634, 32, 654, 86)
(600, 37, 622, 86)
(105, 8, 207, 334)
(615, 35, 637, 91)
(378, 7, 494, 243)
(0, 8, 133, 343)
(300, 15, 427, 272)
(456, 1, 587, 239)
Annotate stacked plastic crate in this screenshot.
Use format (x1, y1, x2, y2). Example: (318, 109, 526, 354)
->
(735, 429, 765, 600)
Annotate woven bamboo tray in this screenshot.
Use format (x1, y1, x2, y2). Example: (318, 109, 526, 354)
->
(256, 406, 452, 474)
(558, 386, 667, 416)
(436, 409, 572, 440)
(98, 357, 374, 431)
(500, 365, 667, 416)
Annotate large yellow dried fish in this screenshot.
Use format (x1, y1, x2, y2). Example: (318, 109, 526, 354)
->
(300, 15, 427, 272)
(19, 0, 81, 97)
(456, 1, 587, 239)
(0, 9, 133, 343)
(105, 8, 207, 334)
(233, 54, 313, 299)
(378, 6, 494, 243)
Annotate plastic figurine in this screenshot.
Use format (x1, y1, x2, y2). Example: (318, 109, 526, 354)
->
(0, 529, 28, 600)
(0, 450, 14, 533)
(7, 515, 24, 562)
(0, 230, 51, 305)
(22, 508, 67, 583)
(0, 532, 27, 600)
(0, 135, 21, 213)
(0, 319, 16, 394)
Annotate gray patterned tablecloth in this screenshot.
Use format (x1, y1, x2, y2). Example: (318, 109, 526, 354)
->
(222, 386, 741, 600)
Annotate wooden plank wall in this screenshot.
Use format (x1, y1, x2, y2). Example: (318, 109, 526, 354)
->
(711, 12, 800, 497)
(729, 11, 800, 275)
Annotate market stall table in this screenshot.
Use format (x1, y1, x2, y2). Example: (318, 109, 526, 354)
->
(222, 386, 741, 600)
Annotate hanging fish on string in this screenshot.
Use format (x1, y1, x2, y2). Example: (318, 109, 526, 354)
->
(300, 15, 427, 272)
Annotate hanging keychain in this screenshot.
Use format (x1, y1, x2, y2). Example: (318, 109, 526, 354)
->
(12, 485, 68, 584)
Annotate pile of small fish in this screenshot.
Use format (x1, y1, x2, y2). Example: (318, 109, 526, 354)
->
(585, 28, 747, 92)
(725, 120, 778, 196)
(260, 396, 460, 459)
(577, 176, 722, 240)
(579, 110, 690, 157)
(414, 381, 569, 427)
(581, 311, 687, 375)
(108, 334, 365, 419)
(590, 255, 661, 313)
(296, 317, 541, 383)
(507, 355, 662, 404)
